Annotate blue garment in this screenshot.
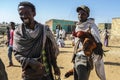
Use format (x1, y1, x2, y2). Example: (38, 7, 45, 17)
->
(8, 45, 13, 64)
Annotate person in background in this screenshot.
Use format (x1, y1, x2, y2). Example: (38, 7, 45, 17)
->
(7, 22, 15, 67)
(13, 1, 60, 80)
(103, 28, 109, 47)
(59, 27, 66, 40)
(55, 25, 60, 41)
(57, 27, 65, 47)
(57, 35, 65, 47)
(5, 27, 10, 46)
(72, 5, 106, 80)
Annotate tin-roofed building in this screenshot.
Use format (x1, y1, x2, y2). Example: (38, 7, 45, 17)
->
(45, 19, 77, 34)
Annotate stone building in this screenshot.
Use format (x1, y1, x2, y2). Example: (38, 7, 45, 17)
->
(98, 23, 111, 30)
(111, 17, 120, 40)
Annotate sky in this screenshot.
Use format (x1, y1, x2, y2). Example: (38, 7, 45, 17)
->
(0, 0, 120, 25)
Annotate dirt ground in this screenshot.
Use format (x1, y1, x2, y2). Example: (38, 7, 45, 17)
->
(0, 37, 120, 80)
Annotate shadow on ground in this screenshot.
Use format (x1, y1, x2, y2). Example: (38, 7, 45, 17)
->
(60, 51, 73, 53)
(108, 46, 120, 48)
(7, 65, 21, 68)
(104, 61, 120, 66)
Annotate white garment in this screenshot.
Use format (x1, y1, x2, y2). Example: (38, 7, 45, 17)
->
(59, 29, 66, 39)
(57, 38, 65, 47)
(76, 41, 85, 56)
(92, 53, 106, 80)
(102, 29, 109, 37)
(75, 19, 101, 43)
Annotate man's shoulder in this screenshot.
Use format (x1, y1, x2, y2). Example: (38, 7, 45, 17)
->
(43, 25, 51, 32)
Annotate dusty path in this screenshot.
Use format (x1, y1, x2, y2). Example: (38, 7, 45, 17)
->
(0, 39, 120, 80)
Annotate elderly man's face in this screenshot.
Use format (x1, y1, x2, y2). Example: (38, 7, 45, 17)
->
(78, 10, 88, 22)
(18, 6, 35, 26)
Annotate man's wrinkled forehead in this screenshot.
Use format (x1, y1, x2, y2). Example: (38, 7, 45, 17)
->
(18, 6, 31, 10)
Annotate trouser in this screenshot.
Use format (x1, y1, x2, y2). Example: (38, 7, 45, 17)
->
(8, 45, 13, 65)
(93, 54, 106, 80)
(74, 65, 90, 80)
(0, 59, 8, 80)
(74, 55, 91, 80)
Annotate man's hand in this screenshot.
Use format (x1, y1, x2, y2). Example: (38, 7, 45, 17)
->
(54, 66, 61, 76)
(23, 59, 46, 76)
(28, 59, 44, 70)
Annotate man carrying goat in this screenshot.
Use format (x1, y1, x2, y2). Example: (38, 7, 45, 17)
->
(65, 5, 106, 80)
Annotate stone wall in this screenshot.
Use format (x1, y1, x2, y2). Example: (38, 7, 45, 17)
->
(110, 18, 120, 41)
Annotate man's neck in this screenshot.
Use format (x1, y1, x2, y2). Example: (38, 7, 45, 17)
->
(25, 21, 36, 30)
(80, 19, 87, 23)
(29, 23, 35, 30)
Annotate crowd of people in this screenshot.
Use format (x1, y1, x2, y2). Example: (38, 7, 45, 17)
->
(0, 1, 107, 80)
